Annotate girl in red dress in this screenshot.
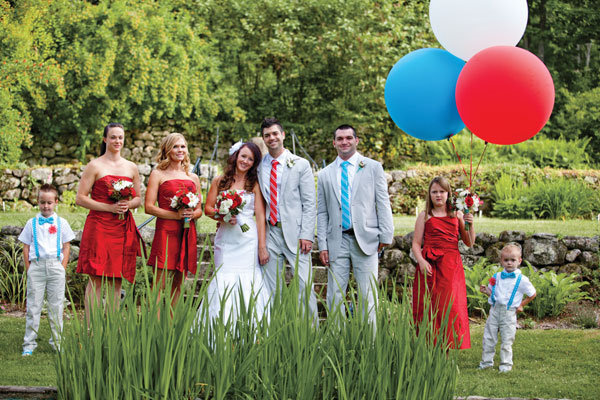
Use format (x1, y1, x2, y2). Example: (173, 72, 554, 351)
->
(76, 123, 143, 323)
(412, 176, 475, 349)
(145, 133, 202, 307)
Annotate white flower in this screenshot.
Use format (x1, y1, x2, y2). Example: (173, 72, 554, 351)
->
(113, 180, 133, 191)
(186, 192, 200, 208)
(170, 195, 179, 209)
(455, 197, 466, 211)
(286, 158, 296, 168)
(228, 140, 244, 156)
(219, 198, 233, 214)
(223, 214, 232, 222)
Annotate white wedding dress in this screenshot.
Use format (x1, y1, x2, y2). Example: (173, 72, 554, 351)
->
(205, 190, 270, 326)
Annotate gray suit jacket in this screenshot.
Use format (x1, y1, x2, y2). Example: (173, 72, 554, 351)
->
(317, 154, 394, 261)
(259, 151, 316, 253)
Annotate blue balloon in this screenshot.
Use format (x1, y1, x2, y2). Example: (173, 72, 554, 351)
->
(384, 48, 465, 141)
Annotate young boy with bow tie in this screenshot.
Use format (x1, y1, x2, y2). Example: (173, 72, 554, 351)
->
(18, 183, 75, 356)
(478, 243, 537, 372)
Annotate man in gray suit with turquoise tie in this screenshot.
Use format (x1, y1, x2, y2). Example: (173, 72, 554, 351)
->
(317, 124, 394, 325)
(259, 117, 318, 322)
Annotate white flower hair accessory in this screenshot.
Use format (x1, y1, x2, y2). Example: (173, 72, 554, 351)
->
(228, 140, 244, 156)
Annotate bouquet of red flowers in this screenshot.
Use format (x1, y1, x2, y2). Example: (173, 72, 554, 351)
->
(170, 187, 200, 228)
(108, 179, 136, 219)
(453, 188, 482, 231)
(215, 190, 249, 232)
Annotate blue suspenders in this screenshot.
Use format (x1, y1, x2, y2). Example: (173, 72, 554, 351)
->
(32, 216, 61, 261)
(491, 272, 522, 310)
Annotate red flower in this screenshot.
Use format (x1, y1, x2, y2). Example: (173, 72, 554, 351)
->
(489, 277, 496, 286)
(465, 195, 474, 208)
(181, 196, 191, 205)
(48, 225, 57, 234)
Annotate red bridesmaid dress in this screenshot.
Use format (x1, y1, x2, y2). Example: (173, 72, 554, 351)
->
(77, 175, 143, 283)
(147, 179, 198, 275)
(412, 215, 471, 350)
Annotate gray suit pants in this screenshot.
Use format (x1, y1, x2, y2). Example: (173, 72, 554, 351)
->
(263, 225, 318, 322)
(327, 232, 378, 326)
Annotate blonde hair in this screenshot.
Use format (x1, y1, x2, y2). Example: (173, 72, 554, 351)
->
(155, 133, 191, 173)
(501, 243, 522, 257)
(425, 176, 455, 217)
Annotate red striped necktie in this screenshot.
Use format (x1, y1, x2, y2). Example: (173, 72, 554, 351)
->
(269, 159, 279, 225)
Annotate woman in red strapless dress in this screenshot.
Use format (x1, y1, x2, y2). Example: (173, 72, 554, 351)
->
(412, 176, 475, 350)
(145, 133, 202, 307)
(76, 123, 143, 323)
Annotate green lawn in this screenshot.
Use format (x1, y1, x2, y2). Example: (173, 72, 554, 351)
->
(1, 315, 598, 399)
(1, 212, 599, 236)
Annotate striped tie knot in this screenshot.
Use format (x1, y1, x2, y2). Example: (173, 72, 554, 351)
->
(341, 161, 351, 230)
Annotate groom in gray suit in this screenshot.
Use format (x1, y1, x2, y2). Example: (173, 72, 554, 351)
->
(258, 117, 318, 321)
(317, 124, 394, 324)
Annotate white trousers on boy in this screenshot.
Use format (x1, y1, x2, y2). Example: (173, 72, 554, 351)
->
(23, 258, 65, 352)
(480, 304, 517, 372)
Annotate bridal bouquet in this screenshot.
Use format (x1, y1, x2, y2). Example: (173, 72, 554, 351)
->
(170, 187, 200, 228)
(453, 188, 482, 231)
(215, 190, 249, 232)
(108, 179, 136, 219)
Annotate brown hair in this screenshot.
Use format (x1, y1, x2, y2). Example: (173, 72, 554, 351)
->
(155, 133, 191, 174)
(218, 142, 262, 193)
(425, 176, 455, 217)
(38, 183, 59, 201)
(100, 123, 124, 156)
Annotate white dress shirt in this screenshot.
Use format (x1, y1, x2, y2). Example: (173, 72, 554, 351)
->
(487, 269, 536, 310)
(335, 152, 360, 230)
(262, 149, 292, 222)
(19, 212, 75, 261)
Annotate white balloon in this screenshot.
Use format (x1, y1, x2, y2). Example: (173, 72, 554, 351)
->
(430, 0, 528, 61)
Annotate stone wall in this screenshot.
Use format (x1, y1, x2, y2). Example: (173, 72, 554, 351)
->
(1, 225, 597, 289)
(0, 163, 217, 209)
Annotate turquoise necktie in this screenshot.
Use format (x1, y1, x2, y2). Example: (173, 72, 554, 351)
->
(341, 161, 351, 230)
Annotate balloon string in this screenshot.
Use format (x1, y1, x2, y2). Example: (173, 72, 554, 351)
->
(469, 132, 473, 191)
(473, 142, 489, 184)
(449, 137, 469, 182)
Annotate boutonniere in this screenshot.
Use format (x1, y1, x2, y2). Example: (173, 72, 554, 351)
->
(488, 276, 496, 286)
(358, 160, 366, 170)
(48, 225, 57, 235)
(286, 158, 296, 168)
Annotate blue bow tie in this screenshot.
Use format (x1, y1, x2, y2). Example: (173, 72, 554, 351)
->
(38, 216, 54, 225)
(501, 271, 516, 279)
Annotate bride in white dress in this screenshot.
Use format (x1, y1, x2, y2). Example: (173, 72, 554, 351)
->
(203, 141, 270, 326)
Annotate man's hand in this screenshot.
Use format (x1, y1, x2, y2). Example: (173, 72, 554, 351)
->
(378, 242, 390, 252)
(299, 239, 313, 254)
(319, 250, 329, 266)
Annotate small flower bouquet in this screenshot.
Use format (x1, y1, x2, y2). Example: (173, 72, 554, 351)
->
(453, 188, 482, 231)
(108, 179, 136, 219)
(170, 187, 200, 228)
(488, 276, 496, 286)
(215, 190, 249, 232)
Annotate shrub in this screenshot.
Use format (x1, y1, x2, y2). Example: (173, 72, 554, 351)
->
(492, 175, 599, 219)
(521, 264, 592, 319)
(464, 258, 501, 317)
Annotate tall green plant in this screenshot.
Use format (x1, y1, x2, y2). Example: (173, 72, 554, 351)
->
(55, 249, 460, 399)
(0, 237, 26, 306)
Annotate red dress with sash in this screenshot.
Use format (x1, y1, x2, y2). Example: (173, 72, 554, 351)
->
(77, 175, 143, 283)
(412, 215, 471, 349)
(147, 179, 198, 274)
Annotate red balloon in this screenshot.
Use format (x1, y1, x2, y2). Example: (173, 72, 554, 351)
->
(455, 46, 555, 145)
